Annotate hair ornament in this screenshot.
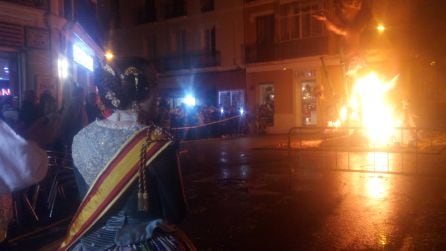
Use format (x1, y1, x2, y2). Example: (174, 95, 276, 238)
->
(105, 90, 120, 108)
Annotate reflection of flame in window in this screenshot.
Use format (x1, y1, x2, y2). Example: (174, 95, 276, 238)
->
(366, 176, 388, 200)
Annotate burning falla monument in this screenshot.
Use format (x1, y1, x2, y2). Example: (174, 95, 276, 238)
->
(313, 0, 371, 75)
(313, 0, 416, 147)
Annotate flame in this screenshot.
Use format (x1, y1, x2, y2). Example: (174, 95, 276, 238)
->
(329, 72, 402, 146)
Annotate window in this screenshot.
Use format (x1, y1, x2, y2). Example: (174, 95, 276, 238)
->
(201, 0, 214, 12)
(164, 0, 186, 19)
(170, 30, 186, 55)
(146, 35, 157, 59)
(259, 84, 274, 106)
(0, 53, 18, 99)
(259, 83, 275, 126)
(218, 90, 245, 108)
(301, 80, 318, 126)
(64, 0, 74, 20)
(256, 15, 274, 45)
(202, 26, 216, 52)
(279, 0, 325, 41)
(142, 0, 157, 23)
(75, 0, 100, 42)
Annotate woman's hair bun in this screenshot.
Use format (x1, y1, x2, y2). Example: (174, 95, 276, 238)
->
(94, 64, 150, 110)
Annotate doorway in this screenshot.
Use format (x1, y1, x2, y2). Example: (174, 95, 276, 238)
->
(301, 80, 317, 126)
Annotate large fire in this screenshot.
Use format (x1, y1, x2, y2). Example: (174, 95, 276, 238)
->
(329, 72, 402, 146)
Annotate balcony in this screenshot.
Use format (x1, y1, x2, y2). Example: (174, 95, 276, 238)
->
(163, 0, 186, 19)
(155, 51, 221, 72)
(0, 0, 48, 9)
(245, 37, 329, 63)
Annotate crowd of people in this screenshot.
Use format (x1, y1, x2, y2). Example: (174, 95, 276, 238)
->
(0, 90, 251, 150)
(156, 101, 249, 140)
(0, 87, 106, 151)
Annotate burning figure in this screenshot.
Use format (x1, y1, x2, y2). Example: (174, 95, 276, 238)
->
(313, 0, 372, 75)
(314, 1, 417, 146)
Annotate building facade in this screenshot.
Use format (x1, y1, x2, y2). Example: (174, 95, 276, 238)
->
(100, 0, 441, 133)
(102, 0, 245, 110)
(0, 0, 103, 107)
(244, 0, 351, 133)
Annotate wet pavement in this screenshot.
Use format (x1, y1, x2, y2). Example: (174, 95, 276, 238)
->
(179, 135, 446, 250)
(9, 135, 446, 250)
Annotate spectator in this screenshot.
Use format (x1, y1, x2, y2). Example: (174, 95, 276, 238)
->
(38, 90, 63, 150)
(1, 96, 18, 128)
(38, 90, 57, 117)
(60, 86, 88, 147)
(0, 118, 52, 245)
(85, 92, 104, 123)
(17, 90, 40, 134)
(155, 97, 170, 128)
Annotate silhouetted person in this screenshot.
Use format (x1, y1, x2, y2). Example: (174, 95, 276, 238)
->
(38, 90, 57, 117)
(17, 90, 40, 134)
(38, 90, 63, 150)
(0, 117, 55, 247)
(1, 96, 18, 129)
(85, 92, 104, 123)
(60, 86, 88, 147)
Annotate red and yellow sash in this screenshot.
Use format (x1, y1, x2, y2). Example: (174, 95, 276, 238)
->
(59, 127, 172, 250)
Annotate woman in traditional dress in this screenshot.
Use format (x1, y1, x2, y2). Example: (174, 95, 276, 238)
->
(62, 64, 194, 250)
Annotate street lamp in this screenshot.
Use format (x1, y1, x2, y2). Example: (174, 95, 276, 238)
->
(376, 24, 385, 33)
(105, 51, 114, 61)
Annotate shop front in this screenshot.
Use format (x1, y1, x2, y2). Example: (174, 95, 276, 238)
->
(0, 52, 18, 99)
(60, 23, 104, 102)
(246, 56, 344, 134)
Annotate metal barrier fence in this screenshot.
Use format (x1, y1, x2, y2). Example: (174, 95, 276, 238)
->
(287, 126, 446, 176)
(170, 115, 249, 140)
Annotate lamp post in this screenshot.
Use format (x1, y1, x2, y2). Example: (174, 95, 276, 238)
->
(376, 24, 386, 33)
(105, 51, 114, 61)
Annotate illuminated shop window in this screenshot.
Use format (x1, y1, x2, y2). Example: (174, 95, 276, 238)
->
(218, 90, 244, 108)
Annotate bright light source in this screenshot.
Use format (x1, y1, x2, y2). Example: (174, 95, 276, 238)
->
(183, 95, 196, 107)
(73, 44, 94, 71)
(327, 71, 400, 146)
(105, 51, 114, 61)
(58, 57, 69, 79)
(376, 24, 385, 32)
(239, 107, 245, 116)
(0, 88, 11, 96)
(220, 107, 224, 114)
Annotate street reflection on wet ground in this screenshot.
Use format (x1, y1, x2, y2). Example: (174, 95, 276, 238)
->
(179, 135, 446, 250)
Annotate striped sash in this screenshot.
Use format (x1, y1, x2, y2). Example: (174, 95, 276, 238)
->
(59, 127, 172, 250)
